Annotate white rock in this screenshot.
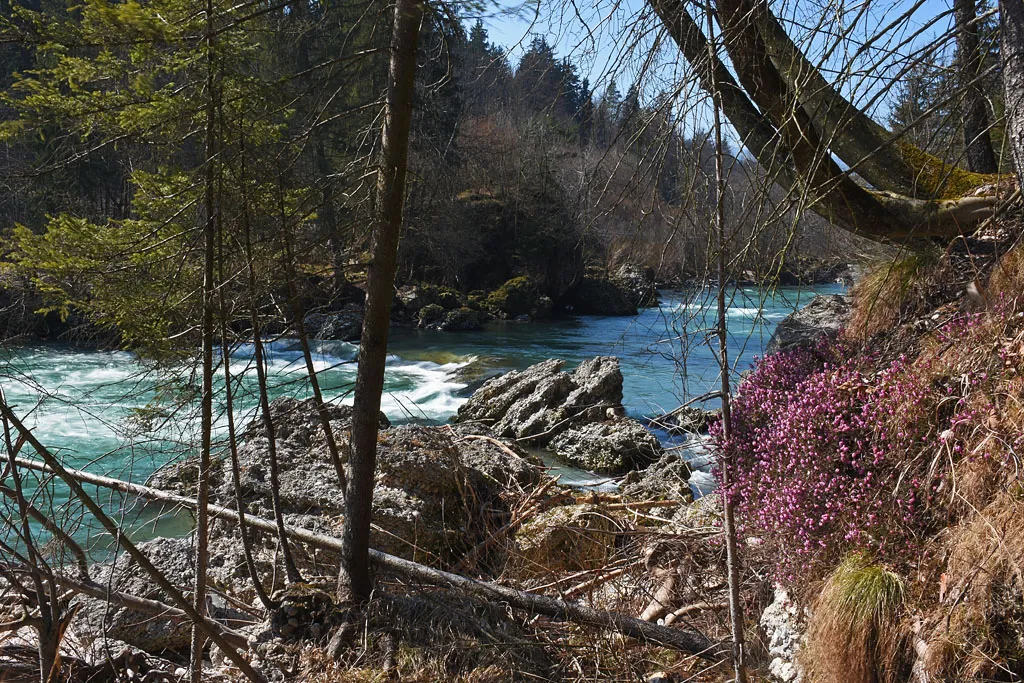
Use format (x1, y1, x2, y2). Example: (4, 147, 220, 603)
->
(760, 586, 805, 683)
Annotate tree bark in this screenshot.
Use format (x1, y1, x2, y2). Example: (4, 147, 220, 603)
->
(956, 0, 998, 173)
(746, 0, 923, 195)
(647, 0, 792, 183)
(340, 0, 423, 603)
(1003, 0, 1024, 182)
(649, 0, 1000, 242)
(193, 2, 218, 673)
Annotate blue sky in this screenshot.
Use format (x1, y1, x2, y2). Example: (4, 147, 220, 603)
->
(464, 0, 965, 126)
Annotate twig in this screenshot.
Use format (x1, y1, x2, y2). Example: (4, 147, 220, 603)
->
(12, 455, 727, 660)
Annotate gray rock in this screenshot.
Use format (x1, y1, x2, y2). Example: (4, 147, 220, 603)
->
(766, 294, 850, 355)
(303, 309, 362, 342)
(612, 264, 659, 308)
(241, 396, 389, 447)
(76, 537, 197, 653)
(760, 586, 806, 683)
(619, 452, 693, 502)
(549, 418, 663, 474)
(455, 357, 625, 444)
(651, 406, 719, 435)
(450, 422, 541, 488)
(149, 398, 540, 591)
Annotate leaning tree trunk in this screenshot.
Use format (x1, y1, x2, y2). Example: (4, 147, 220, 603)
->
(956, 0, 998, 173)
(648, 0, 1003, 243)
(339, 0, 423, 603)
(1003, 0, 1024, 182)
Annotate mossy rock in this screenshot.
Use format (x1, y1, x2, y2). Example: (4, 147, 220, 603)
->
(564, 277, 637, 316)
(418, 303, 445, 327)
(484, 276, 541, 319)
(514, 503, 620, 575)
(438, 290, 462, 310)
(438, 307, 489, 331)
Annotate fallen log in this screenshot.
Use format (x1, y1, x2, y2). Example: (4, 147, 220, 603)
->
(14, 456, 726, 661)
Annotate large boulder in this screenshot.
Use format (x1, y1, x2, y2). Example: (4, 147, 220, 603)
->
(618, 452, 694, 503)
(766, 294, 850, 355)
(419, 305, 490, 331)
(611, 264, 659, 308)
(149, 397, 540, 594)
(483, 276, 546, 319)
(393, 285, 469, 324)
(563, 276, 637, 316)
(75, 537, 211, 654)
(303, 308, 362, 341)
(549, 419, 663, 474)
(454, 357, 624, 443)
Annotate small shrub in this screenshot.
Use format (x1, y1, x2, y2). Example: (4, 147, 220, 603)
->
(715, 339, 946, 580)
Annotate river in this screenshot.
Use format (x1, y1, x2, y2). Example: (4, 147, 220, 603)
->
(0, 284, 842, 551)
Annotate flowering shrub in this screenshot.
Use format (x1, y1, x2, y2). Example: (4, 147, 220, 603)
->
(714, 340, 946, 580)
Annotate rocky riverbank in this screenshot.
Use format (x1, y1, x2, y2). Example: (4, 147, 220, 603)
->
(53, 296, 854, 680)
(67, 354, 707, 671)
(0, 264, 661, 345)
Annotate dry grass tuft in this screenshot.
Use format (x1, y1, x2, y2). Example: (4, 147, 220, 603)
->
(925, 492, 1024, 681)
(846, 251, 936, 342)
(802, 554, 910, 683)
(987, 239, 1024, 308)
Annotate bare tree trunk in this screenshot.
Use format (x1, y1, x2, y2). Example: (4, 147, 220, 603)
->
(280, 222, 348, 493)
(250, 287, 303, 586)
(746, 0, 922, 195)
(339, 0, 423, 603)
(706, 6, 747, 680)
(218, 207, 275, 613)
(1003, 0, 1024, 181)
(649, 0, 1001, 242)
(1, 393, 61, 683)
(192, 2, 218, 673)
(956, 0, 998, 173)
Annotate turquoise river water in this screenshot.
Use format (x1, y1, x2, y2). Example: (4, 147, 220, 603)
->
(0, 284, 842, 553)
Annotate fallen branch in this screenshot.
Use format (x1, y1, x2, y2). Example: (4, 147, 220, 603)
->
(563, 566, 631, 601)
(1, 410, 268, 683)
(597, 500, 680, 512)
(451, 432, 532, 463)
(13, 457, 726, 661)
(53, 575, 250, 652)
(663, 601, 730, 626)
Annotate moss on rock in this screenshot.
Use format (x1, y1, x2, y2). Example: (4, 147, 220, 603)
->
(484, 276, 541, 318)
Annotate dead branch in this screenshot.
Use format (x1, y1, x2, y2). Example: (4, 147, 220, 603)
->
(11, 456, 727, 661)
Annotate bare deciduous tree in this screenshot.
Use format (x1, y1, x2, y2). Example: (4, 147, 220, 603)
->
(340, 0, 425, 603)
